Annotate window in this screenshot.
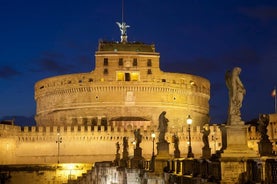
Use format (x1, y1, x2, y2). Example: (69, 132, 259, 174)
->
(104, 58, 108, 66)
(147, 59, 152, 67)
(133, 58, 137, 66)
(125, 73, 130, 81)
(117, 72, 124, 81)
(130, 72, 139, 81)
(104, 68, 108, 74)
(147, 69, 152, 74)
(162, 79, 166, 82)
(118, 58, 123, 66)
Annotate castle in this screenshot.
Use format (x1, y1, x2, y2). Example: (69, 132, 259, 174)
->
(1, 21, 277, 167)
(34, 34, 210, 129)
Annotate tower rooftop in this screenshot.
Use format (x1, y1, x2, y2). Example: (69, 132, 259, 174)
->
(98, 41, 156, 52)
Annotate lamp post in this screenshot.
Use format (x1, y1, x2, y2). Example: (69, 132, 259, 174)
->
(151, 132, 156, 157)
(56, 133, 62, 163)
(150, 132, 156, 171)
(186, 115, 194, 158)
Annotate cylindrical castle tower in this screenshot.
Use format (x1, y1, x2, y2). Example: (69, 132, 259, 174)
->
(35, 21, 210, 128)
(34, 41, 210, 129)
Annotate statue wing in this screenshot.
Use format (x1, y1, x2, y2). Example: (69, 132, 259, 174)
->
(116, 22, 122, 28)
(225, 70, 232, 90)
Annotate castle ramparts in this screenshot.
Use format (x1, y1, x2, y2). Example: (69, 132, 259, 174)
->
(1, 123, 273, 165)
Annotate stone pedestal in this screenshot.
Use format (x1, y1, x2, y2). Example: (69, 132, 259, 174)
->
(131, 147, 144, 169)
(221, 124, 258, 183)
(114, 153, 120, 166)
(202, 147, 211, 159)
(174, 149, 180, 159)
(155, 141, 172, 173)
(258, 140, 273, 156)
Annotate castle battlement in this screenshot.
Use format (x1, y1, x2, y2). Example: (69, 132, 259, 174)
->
(2, 122, 277, 165)
(0, 124, 223, 145)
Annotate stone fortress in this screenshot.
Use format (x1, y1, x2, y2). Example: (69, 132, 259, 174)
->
(34, 37, 210, 128)
(1, 20, 277, 184)
(1, 21, 212, 165)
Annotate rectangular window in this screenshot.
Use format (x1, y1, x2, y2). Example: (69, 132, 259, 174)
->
(147, 69, 152, 74)
(130, 72, 139, 81)
(104, 58, 108, 66)
(147, 59, 152, 67)
(104, 68, 108, 74)
(133, 58, 137, 66)
(119, 58, 123, 66)
(117, 72, 124, 81)
(125, 73, 130, 81)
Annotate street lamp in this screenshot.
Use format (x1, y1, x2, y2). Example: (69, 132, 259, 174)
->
(56, 133, 62, 163)
(186, 115, 194, 158)
(150, 132, 156, 171)
(151, 132, 156, 157)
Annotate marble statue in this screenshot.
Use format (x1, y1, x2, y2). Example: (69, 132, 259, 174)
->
(225, 67, 246, 124)
(134, 129, 142, 148)
(258, 114, 270, 141)
(158, 111, 169, 142)
(173, 134, 180, 158)
(116, 142, 120, 154)
(202, 124, 210, 149)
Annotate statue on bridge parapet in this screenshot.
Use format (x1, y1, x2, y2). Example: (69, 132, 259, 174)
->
(134, 129, 142, 149)
(158, 111, 169, 142)
(202, 124, 210, 149)
(172, 134, 180, 158)
(114, 142, 120, 166)
(258, 114, 273, 156)
(120, 137, 129, 167)
(225, 67, 246, 125)
(201, 124, 211, 159)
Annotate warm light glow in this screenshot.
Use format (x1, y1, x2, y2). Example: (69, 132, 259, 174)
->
(186, 115, 192, 125)
(151, 132, 156, 139)
(130, 72, 139, 81)
(67, 164, 74, 170)
(117, 72, 124, 81)
(55, 163, 93, 182)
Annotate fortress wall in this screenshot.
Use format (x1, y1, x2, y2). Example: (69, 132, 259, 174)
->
(34, 72, 209, 100)
(35, 82, 210, 126)
(0, 124, 224, 164)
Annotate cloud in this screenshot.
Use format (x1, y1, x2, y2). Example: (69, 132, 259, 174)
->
(239, 6, 277, 22)
(39, 58, 71, 73)
(30, 51, 74, 74)
(0, 66, 21, 79)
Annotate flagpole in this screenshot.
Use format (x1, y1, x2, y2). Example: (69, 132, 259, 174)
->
(271, 87, 277, 113)
(274, 86, 277, 114)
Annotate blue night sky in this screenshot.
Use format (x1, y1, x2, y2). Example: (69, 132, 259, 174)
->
(0, 0, 277, 126)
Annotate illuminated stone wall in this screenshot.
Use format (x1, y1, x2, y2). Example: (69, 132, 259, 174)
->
(34, 42, 210, 127)
(0, 124, 222, 165)
(0, 163, 93, 184)
(2, 121, 277, 165)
